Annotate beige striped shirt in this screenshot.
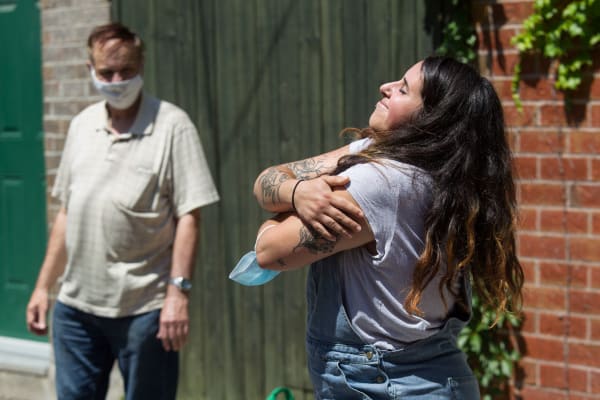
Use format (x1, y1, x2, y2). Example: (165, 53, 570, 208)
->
(53, 94, 219, 317)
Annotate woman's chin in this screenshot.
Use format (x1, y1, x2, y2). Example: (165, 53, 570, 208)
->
(368, 117, 384, 132)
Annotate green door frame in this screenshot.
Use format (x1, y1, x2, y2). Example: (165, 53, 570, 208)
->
(0, 0, 48, 341)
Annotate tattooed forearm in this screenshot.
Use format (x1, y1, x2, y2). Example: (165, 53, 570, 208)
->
(287, 157, 328, 180)
(259, 167, 291, 206)
(276, 258, 287, 267)
(258, 155, 334, 207)
(293, 226, 337, 254)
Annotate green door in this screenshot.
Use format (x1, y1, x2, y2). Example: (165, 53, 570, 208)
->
(0, 0, 47, 341)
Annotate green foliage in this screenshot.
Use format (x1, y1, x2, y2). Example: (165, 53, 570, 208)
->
(511, 0, 600, 107)
(436, 0, 478, 64)
(458, 294, 522, 400)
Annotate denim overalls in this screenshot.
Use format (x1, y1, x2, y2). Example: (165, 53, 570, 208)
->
(305, 261, 481, 400)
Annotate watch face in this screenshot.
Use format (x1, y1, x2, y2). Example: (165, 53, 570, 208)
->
(171, 277, 192, 291)
(180, 278, 192, 290)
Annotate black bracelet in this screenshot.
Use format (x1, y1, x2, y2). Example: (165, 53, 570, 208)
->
(291, 179, 304, 211)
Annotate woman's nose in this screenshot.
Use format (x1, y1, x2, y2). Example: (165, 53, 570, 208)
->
(379, 82, 393, 96)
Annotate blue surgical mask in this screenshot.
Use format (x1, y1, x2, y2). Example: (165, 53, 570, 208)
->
(90, 67, 143, 110)
(229, 251, 280, 286)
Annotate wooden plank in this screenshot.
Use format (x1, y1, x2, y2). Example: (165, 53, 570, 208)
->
(288, 0, 321, 392)
(341, 0, 368, 129)
(213, 1, 248, 398)
(257, 0, 288, 397)
(234, 1, 267, 399)
(320, 0, 347, 151)
(267, 0, 311, 392)
(365, 0, 391, 115)
(182, 1, 224, 399)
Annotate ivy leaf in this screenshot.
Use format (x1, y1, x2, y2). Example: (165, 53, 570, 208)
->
(568, 23, 584, 36)
(556, 75, 582, 90)
(513, 0, 596, 105)
(544, 42, 562, 57)
(470, 332, 482, 353)
(501, 359, 513, 377)
(563, 2, 579, 17)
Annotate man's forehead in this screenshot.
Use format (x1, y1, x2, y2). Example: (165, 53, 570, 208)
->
(92, 39, 140, 62)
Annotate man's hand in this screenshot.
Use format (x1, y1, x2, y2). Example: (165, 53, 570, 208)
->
(293, 175, 364, 241)
(157, 293, 189, 352)
(26, 288, 50, 336)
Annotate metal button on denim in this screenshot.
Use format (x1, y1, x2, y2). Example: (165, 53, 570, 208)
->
(376, 375, 385, 383)
(365, 351, 373, 360)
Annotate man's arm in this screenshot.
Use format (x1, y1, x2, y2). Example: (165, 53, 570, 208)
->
(253, 145, 363, 240)
(156, 208, 200, 352)
(26, 207, 68, 335)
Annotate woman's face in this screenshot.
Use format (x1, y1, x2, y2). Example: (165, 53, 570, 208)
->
(368, 61, 423, 131)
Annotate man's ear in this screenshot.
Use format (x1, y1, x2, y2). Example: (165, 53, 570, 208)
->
(86, 60, 93, 72)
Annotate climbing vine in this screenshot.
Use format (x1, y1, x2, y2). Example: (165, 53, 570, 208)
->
(457, 295, 522, 400)
(511, 0, 600, 107)
(435, 0, 478, 64)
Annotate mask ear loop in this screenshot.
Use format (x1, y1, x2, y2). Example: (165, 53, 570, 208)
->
(254, 225, 277, 251)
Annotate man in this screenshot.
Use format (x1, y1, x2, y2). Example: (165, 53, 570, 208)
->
(26, 22, 219, 399)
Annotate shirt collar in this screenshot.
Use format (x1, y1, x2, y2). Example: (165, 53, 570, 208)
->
(96, 93, 158, 138)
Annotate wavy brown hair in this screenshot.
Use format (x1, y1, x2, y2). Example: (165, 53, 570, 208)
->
(336, 56, 523, 320)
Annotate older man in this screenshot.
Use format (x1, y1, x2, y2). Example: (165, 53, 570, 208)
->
(26, 22, 219, 399)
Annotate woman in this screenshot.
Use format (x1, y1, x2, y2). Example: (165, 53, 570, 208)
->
(251, 56, 523, 399)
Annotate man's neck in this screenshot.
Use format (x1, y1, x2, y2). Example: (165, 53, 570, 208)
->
(107, 95, 142, 134)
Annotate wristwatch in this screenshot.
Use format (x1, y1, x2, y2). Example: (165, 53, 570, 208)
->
(168, 276, 192, 293)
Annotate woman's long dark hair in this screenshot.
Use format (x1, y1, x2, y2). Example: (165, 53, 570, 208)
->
(336, 56, 523, 319)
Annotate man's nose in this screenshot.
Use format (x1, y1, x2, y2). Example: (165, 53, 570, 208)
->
(110, 72, 125, 82)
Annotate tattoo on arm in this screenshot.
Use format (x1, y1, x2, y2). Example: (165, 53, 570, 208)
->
(287, 157, 328, 180)
(293, 226, 337, 254)
(276, 259, 287, 267)
(259, 167, 290, 206)
(258, 156, 330, 207)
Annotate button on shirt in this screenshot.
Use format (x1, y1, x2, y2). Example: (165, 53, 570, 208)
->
(52, 94, 219, 317)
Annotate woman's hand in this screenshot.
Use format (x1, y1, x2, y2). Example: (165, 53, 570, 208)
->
(256, 193, 373, 271)
(293, 175, 364, 241)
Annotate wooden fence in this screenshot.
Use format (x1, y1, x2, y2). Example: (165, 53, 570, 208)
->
(113, 1, 442, 398)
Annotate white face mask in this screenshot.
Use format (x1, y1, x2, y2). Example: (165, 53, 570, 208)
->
(90, 67, 143, 110)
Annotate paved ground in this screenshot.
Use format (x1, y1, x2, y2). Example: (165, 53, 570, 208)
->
(0, 363, 124, 400)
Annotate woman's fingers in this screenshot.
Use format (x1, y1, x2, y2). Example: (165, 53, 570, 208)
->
(295, 177, 363, 239)
(310, 219, 342, 241)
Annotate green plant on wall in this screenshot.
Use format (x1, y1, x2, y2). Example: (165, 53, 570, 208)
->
(511, 0, 600, 108)
(436, 0, 478, 64)
(436, 2, 523, 399)
(458, 294, 522, 400)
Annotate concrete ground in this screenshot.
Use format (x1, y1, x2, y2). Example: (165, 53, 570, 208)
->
(0, 335, 124, 399)
(0, 362, 124, 400)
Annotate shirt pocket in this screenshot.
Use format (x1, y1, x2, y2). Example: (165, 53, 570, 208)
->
(111, 166, 158, 211)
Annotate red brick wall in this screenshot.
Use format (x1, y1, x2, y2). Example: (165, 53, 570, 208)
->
(474, 1, 600, 398)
